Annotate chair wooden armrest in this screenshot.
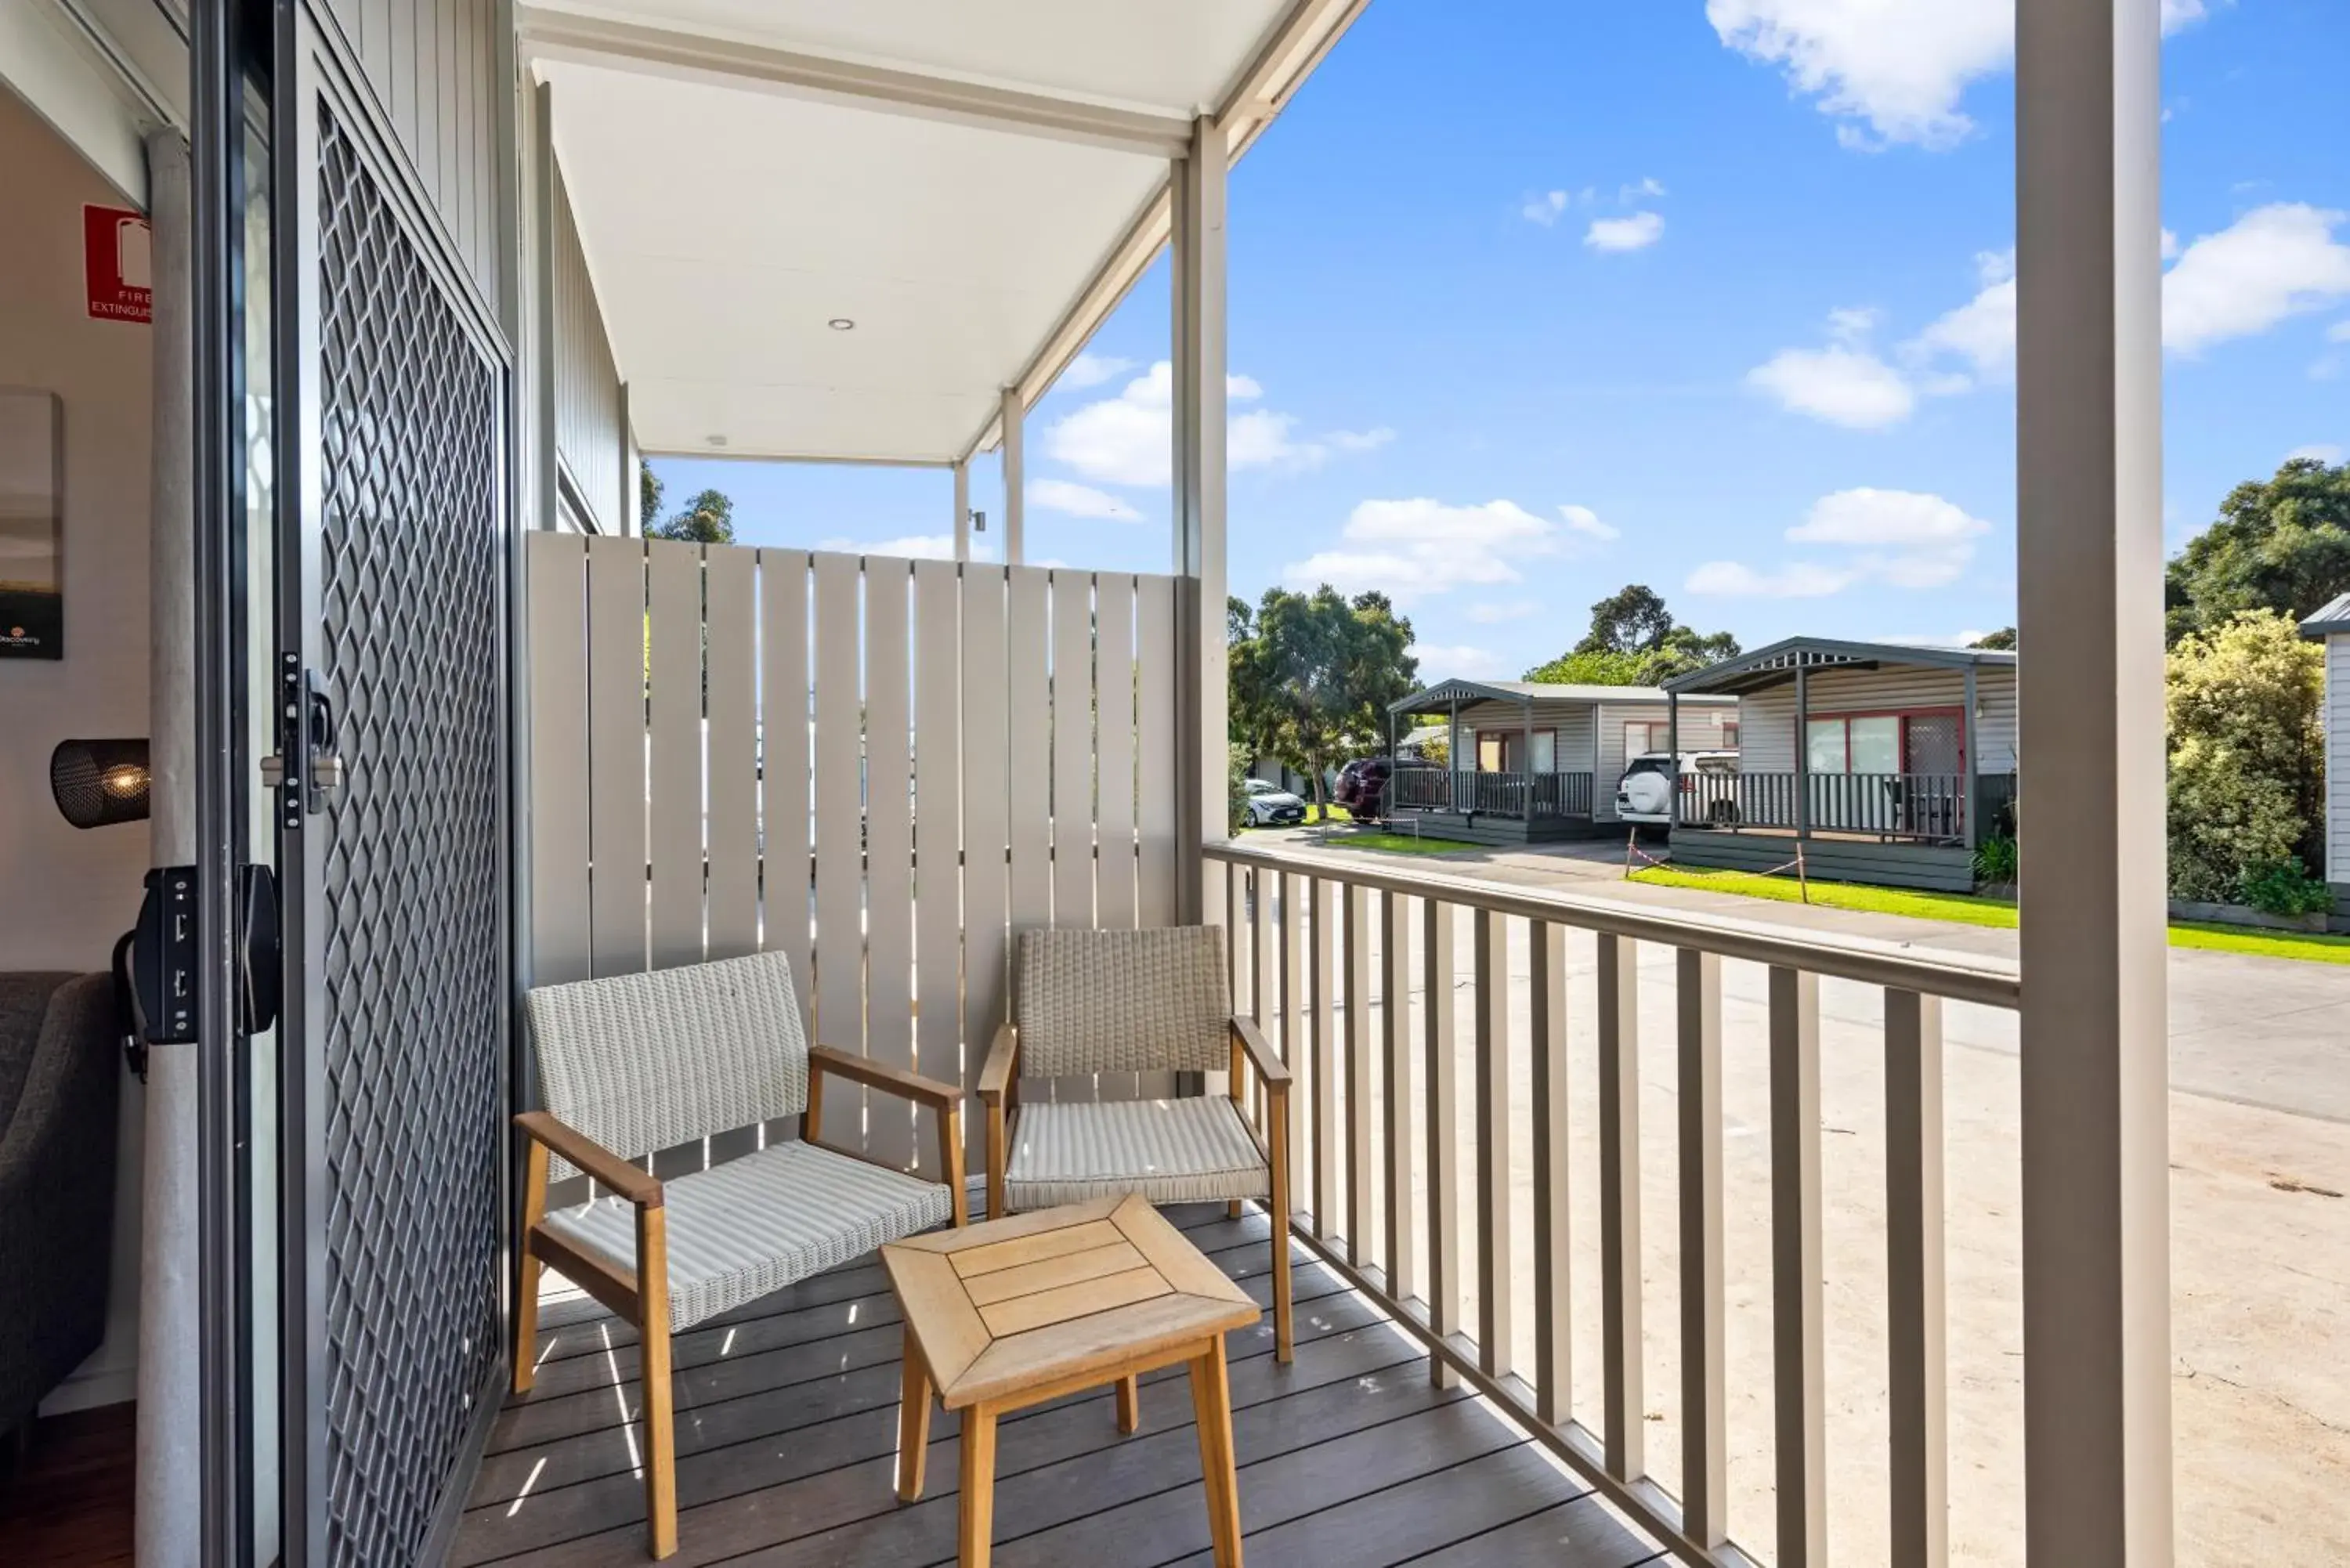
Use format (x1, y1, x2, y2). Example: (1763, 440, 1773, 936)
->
(1230, 1016, 1290, 1089)
(515, 1111, 663, 1208)
(808, 1045, 964, 1110)
(976, 1023, 1019, 1104)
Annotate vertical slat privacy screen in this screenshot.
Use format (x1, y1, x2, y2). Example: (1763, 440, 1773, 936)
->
(526, 535, 1185, 1171)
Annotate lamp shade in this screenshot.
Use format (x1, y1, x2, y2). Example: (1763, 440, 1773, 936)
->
(51, 738, 151, 829)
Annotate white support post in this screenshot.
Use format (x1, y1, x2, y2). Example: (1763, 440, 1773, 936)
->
(999, 388, 1024, 565)
(2016, 3, 2173, 1565)
(1170, 114, 1229, 918)
(953, 460, 971, 563)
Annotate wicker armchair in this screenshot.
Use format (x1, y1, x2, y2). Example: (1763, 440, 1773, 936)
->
(978, 927, 1292, 1365)
(512, 951, 967, 1559)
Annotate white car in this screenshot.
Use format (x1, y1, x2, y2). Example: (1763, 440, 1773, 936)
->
(1615, 751, 1740, 826)
(1242, 777, 1307, 826)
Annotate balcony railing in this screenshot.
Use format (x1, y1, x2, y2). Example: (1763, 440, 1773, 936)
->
(1680, 771, 1972, 844)
(1206, 837, 2018, 1568)
(1389, 768, 1596, 818)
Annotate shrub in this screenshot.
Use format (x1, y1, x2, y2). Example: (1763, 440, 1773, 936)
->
(2165, 611, 2324, 902)
(1973, 833, 2019, 886)
(2238, 857, 2334, 917)
(1227, 744, 1252, 836)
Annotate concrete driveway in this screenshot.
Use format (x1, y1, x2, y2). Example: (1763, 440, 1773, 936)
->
(1238, 830, 2350, 1566)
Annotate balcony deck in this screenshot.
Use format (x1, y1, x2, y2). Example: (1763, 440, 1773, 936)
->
(454, 1204, 1668, 1568)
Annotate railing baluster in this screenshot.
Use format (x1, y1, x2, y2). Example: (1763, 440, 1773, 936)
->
(1677, 948, 1728, 1548)
(1253, 868, 1275, 1129)
(1530, 919, 1570, 1425)
(1473, 907, 1513, 1378)
(1771, 965, 1827, 1566)
(1382, 888, 1414, 1301)
(1885, 987, 1948, 1568)
(1596, 931, 1644, 1479)
(1279, 869, 1304, 1227)
(1423, 896, 1460, 1389)
(1311, 876, 1336, 1238)
(1345, 880, 1373, 1265)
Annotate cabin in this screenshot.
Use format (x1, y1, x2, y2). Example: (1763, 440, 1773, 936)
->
(2300, 595, 2350, 905)
(1383, 678, 1738, 843)
(1661, 638, 2019, 891)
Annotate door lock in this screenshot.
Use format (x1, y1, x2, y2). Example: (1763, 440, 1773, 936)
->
(273, 656, 344, 825)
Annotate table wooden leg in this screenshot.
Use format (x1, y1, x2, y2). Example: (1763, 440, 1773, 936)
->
(1116, 1375, 1141, 1434)
(1188, 1339, 1243, 1567)
(898, 1339, 932, 1501)
(959, 1404, 998, 1566)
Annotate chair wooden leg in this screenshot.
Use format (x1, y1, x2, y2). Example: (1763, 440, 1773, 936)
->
(898, 1339, 933, 1501)
(942, 1104, 970, 1227)
(1269, 1097, 1293, 1364)
(985, 1103, 1008, 1220)
(1115, 1375, 1141, 1434)
(638, 1208, 678, 1560)
(513, 1141, 549, 1395)
(1227, 1199, 1243, 1219)
(959, 1404, 999, 1567)
(1189, 1340, 1244, 1567)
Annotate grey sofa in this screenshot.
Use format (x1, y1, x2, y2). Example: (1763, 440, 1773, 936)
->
(0, 973, 119, 1433)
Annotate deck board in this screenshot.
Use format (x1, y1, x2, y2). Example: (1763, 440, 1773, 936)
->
(459, 1205, 1667, 1568)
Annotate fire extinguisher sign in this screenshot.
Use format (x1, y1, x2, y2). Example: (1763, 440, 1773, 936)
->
(84, 204, 153, 323)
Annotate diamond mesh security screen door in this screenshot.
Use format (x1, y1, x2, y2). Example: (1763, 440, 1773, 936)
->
(275, 17, 512, 1566)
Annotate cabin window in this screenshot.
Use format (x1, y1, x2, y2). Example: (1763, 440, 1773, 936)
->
(1626, 721, 1670, 756)
(1476, 728, 1557, 771)
(1721, 720, 1741, 748)
(1805, 709, 1964, 775)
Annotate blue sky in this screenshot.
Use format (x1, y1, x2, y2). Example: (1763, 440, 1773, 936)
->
(652, 0, 2350, 681)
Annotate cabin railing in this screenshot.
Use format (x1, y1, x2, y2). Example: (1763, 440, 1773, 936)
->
(1681, 771, 1971, 843)
(1208, 838, 2019, 1568)
(1390, 768, 1596, 818)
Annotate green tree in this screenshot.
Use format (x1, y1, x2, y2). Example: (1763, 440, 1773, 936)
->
(653, 487, 737, 544)
(1526, 584, 1740, 685)
(640, 466, 666, 533)
(2164, 610, 2324, 902)
(1970, 627, 2018, 651)
(1228, 586, 1418, 815)
(2165, 456, 2350, 644)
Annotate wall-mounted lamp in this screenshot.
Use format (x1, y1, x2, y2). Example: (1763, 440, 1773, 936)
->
(970, 508, 987, 534)
(51, 738, 151, 829)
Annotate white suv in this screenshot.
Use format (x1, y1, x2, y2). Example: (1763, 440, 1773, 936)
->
(1615, 751, 1740, 826)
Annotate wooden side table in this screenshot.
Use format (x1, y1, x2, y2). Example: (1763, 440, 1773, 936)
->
(880, 1194, 1263, 1566)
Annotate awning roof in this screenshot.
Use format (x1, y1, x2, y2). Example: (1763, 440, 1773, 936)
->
(1391, 678, 1737, 716)
(2299, 592, 2350, 638)
(520, 0, 1361, 466)
(1663, 636, 2018, 697)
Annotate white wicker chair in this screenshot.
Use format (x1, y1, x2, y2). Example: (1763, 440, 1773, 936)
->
(511, 950, 967, 1559)
(977, 926, 1293, 1366)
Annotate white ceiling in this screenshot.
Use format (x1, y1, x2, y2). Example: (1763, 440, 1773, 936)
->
(530, 0, 1304, 465)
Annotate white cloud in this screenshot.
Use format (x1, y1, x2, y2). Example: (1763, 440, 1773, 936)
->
(1687, 487, 1993, 599)
(2330, 321, 2350, 345)
(818, 533, 958, 560)
(1905, 250, 2016, 382)
(1060, 352, 1133, 390)
(1043, 362, 1387, 486)
(1708, 0, 2211, 150)
(1406, 643, 1507, 679)
(1686, 560, 1856, 598)
(2287, 444, 2345, 465)
(1747, 342, 1916, 428)
(1281, 497, 1574, 605)
(1466, 601, 1539, 625)
(2164, 204, 2350, 353)
(1557, 504, 1620, 540)
(2161, 228, 2182, 261)
(1585, 211, 1665, 252)
(1523, 190, 1569, 226)
(1622, 176, 1668, 201)
(1029, 479, 1141, 522)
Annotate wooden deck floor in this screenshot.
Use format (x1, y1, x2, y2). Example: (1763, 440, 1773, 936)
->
(456, 1204, 1669, 1568)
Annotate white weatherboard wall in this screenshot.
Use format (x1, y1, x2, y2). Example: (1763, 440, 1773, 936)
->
(0, 81, 151, 1414)
(2326, 635, 2350, 889)
(1736, 664, 2019, 775)
(526, 537, 1185, 1169)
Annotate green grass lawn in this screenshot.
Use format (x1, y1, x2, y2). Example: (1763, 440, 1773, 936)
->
(1629, 865, 2350, 964)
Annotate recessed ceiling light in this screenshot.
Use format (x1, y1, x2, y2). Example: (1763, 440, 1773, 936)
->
(707, 434, 728, 447)
(827, 317, 855, 331)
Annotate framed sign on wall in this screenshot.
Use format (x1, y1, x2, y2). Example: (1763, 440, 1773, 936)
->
(0, 389, 63, 659)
